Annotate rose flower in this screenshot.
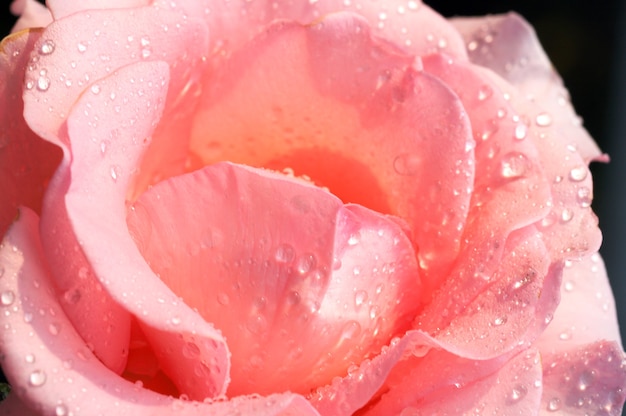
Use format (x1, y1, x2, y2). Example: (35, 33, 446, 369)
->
(0, 0, 624, 414)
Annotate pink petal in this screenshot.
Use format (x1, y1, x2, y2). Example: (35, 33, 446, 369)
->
(0, 30, 62, 238)
(22, 3, 208, 169)
(201, 1, 467, 65)
(362, 349, 541, 415)
(536, 253, 622, 354)
(0, 209, 319, 415)
(189, 13, 475, 292)
(10, 0, 52, 32)
(61, 60, 230, 399)
(451, 13, 604, 164)
(540, 341, 626, 415)
(46, 0, 151, 20)
(127, 162, 421, 396)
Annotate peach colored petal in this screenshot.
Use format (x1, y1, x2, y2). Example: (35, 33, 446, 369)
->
(0, 30, 62, 238)
(536, 253, 622, 354)
(127, 162, 421, 396)
(63, 60, 229, 400)
(189, 13, 475, 292)
(363, 349, 542, 415)
(451, 13, 603, 163)
(0, 208, 319, 415)
(46, 0, 151, 20)
(539, 341, 626, 415)
(10, 0, 52, 32)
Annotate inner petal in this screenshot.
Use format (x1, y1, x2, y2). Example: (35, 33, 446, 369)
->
(187, 13, 475, 288)
(126, 162, 422, 396)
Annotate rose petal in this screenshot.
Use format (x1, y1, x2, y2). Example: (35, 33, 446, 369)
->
(369, 349, 542, 415)
(0, 30, 62, 238)
(451, 13, 603, 163)
(0, 208, 319, 415)
(201, 0, 467, 63)
(59, 60, 230, 399)
(22, 2, 208, 182)
(189, 13, 475, 293)
(536, 253, 622, 353)
(10, 0, 53, 32)
(540, 341, 626, 415)
(127, 162, 421, 396)
(46, 0, 151, 20)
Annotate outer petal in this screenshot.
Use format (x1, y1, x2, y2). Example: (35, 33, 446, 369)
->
(0, 30, 61, 238)
(127, 162, 422, 396)
(22, 2, 210, 198)
(0, 208, 319, 416)
(61, 60, 230, 399)
(10, 0, 53, 33)
(189, 13, 475, 291)
(539, 341, 626, 415)
(451, 13, 603, 163)
(536, 254, 622, 353)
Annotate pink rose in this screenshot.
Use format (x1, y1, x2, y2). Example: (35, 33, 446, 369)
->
(1, 0, 624, 414)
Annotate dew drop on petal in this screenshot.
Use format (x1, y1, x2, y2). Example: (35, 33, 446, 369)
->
(0, 291, 15, 306)
(55, 404, 69, 416)
(37, 76, 51, 91)
(560, 208, 574, 223)
(275, 244, 295, 263)
(354, 290, 368, 308)
(535, 112, 552, 127)
(568, 166, 588, 182)
(296, 253, 316, 275)
(77, 42, 87, 53)
(110, 165, 121, 182)
(477, 84, 493, 101)
(393, 153, 421, 175)
(39, 40, 55, 55)
(547, 398, 561, 412)
(25, 353, 35, 363)
(514, 123, 527, 140)
(341, 320, 361, 340)
(500, 152, 528, 179)
(28, 370, 47, 387)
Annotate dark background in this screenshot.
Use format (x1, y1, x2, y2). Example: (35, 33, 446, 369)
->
(1, 0, 625, 411)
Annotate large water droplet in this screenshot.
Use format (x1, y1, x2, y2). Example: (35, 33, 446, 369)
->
(500, 152, 528, 179)
(275, 244, 295, 263)
(535, 112, 552, 127)
(569, 166, 587, 182)
(514, 123, 528, 140)
(28, 370, 47, 387)
(354, 290, 368, 308)
(547, 397, 561, 411)
(296, 253, 316, 275)
(37, 76, 50, 91)
(0, 291, 15, 306)
(39, 40, 55, 55)
(393, 153, 421, 175)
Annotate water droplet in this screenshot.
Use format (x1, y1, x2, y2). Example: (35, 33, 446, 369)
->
(535, 112, 552, 127)
(547, 397, 561, 411)
(576, 187, 592, 208)
(508, 385, 527, 403)
(353, 266, 362, 276)
(217, 292, 229, 306)
(275, 244, 295, 263)
(514, 123, 527, 140)
(90, 84, 101, 95)
(477, 84, 493, 101)
(560, 208, 574, 223)
(25, 353, 35, 363)
(577, 370, 594, 391)
(347, 232, 361, 246)
(369, 305, 379, 319)
(28, 369, 46, 387)
(110, 165, 121, 182)
(564, 280, 574, 292)
(48, 322, 60, 336)
(170, 316, 181, 325)
(37, 76, 50, 91)
(559, 328, 572, 340)
(77, 42, 87, 53)
(296, 253, 316, 275)
(341, 320, 361, 339)
(407, 1, 419, 10)
(354, 290, 368, 308)
(1, 291, 15, 306)
(55, 404, 69, 416)
(393, 153, 421, 175)
(500, 152, 528, 179)
(494, 316, 507, 326)
(78, 267, 89, 279)
(39, 40, 55, 55)
(569, 166, 587, 182)
(182, 342, 201, 358)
